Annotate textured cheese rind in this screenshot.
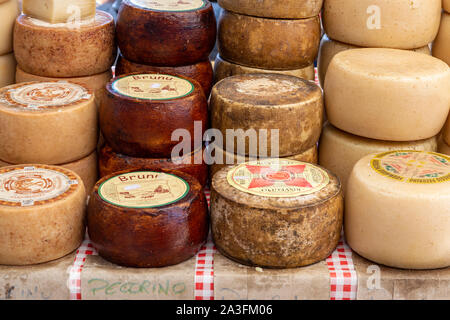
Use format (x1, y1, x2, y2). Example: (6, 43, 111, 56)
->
(345, 152, 450, 269)
(218, 10, 320, 70)
(0, 53, 16, 88)
(444, 0, 450, 13)
(0, 0, 19, 55)
(323, 0, 441, 49)
(23, 0, 96, 24)
(211, 74, 323, 157)
(444, 114, 450, 146)
(432, 12, 450, 67)
(218, 0, 323, 19)
(214, 54, 315, 84)
(0, 165, 86, 265)
(14, 11, 116, 77)
(318, 123, 438, 192)
(438, 137, 450, 155)
(211, 162, 343, 268)
(0, 82, 98, 164)
(325, 49, 450, 141)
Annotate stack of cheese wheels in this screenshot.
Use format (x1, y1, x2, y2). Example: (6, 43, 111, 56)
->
(209, 74, 322, 177)
(115, 0, 216, 97)
(0, 81, 99, 193)
(88, 169, 208, 267)
(345, 150, 450, 269)
(320, 49, 450, 191)
(432, 6, 450, 66)
(0, 0, 19, 88)
(215, 0, 320, 83)
(319, 0, 441, 87)
(14, 0, 116, 106)
(99, 73, 209, 188)
(210, 158, 343, 268)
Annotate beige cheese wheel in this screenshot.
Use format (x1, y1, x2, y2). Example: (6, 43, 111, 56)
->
(318, 35, 431, 88)
(432, 12, 450, 67)
(318, 123, 438, 192)
(345, 151, 450, 269)
(325, 49, 450, 141)
(23, 0, 96, 24)
(444, 114, 450, 145)
(14, 11, 116, 77)
(0, 53, 16, 88)
(322, 0, 441, 49)
(438, 137, 450, 155)
(0, 81, 98, 164)
(214, 54, 315, 84)
(211, 74, 323, 157)
(0, 0, 19, 55)
(15, 66, 112, 107)
(211, 158, 343, 268)
(0, 164, 86, 265)
(445, 0, 450, 13)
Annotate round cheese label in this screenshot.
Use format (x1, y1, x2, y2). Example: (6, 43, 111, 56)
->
(227, 159, 330, 198)
(370, 150, 450, 184)
(130, 0, 206, 11)
(112, 74, 194, 100)
(98, 171, 190, 208)
(0, 166, 79, 207)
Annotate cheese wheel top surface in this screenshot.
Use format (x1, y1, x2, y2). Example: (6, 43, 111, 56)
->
(127, 0, 207, 11)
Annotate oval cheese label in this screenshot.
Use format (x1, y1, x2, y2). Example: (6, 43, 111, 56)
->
(370, 150, 450, 184)
(112, 74, 194, 100)
(0, 166, 79, 207)
(98, 171, 190, 208)
(227, 159, 330, 197)
(130, 0, 206, 11)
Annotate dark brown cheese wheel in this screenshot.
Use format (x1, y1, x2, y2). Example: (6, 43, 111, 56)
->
(99, 144, 209, 187)
(210, 74, 323, 157)
(88, 169, 208, 267)
(116, 0, 216, 66)
(115, 54, 214, 97)
(211, 158, 343, 268)
(100, 73, 208, 158)
(218, 10, 320, 70)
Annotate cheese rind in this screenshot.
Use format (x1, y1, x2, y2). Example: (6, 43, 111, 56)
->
(325, 49, 450, 141)
(432, 12, 450, 67)
(438, 137, 450, 155)
(0, 0, 19, 55)
(444, 0, 450, 13)
(0, 53, 16, 88)
(444, 114, 450, 146)
(23, 0, 96, 24)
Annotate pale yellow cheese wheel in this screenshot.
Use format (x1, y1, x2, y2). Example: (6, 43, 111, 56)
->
(438, 136, 450, 155)
(318, 123, 438, 192)
(432, 12, 450, 67)
(323, 0, 441, 49)
(325, 48, 450, 141)
(444, 0, 450, 13)
(345, 150, 450, 269)
(444, 114, 450, 145)
(23, 0, 96, 24)
(0, 0, 19, 55)
(0, 52, 16, 88)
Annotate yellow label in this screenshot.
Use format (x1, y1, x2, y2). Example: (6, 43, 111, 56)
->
(98, 171, 189, 208)
(112, 74, 194, 100)
(370, 150, 450, 184)
(130, 0, 206, 11)
(227, 159, 330, 198)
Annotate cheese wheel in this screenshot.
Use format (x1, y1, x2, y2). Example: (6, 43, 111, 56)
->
(99, 144, 208, 187)
(444, 114, 450, 146)
(319, 123, 439, 192)
(23, 0, 96, 24)
(322, 0, 441, 49)
(214, 54, 315, 84)
(217, 0, 323, 19)
(432, 12, 450, 66)
(345, 151, 450, 269)
(88, 169, 208, 267)
(325, 49, 450, 141)
(14, 11, 116, 77)
(318, 35, 431, 88)
(0, 53, 16, 88)
(438, 136, 450, 155)
(116, 0, 216, 67)
(211, 159, 343, 268)
(100, 73, 208, 158)
(208, 144, 318, 179)
(0, 165, 86, 265)
(218, 10, 321, 70)
(115, 54, 213, 97)
(0, 0, 19, 55)
(445, 0, 450, 13)
(211, 74, 323, 157)
(15, 66, 112, 107)
(0, 81, 98, 164)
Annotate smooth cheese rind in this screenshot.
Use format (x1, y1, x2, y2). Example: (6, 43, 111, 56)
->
(14, 11, 116, 77)
(432, 12, 450, 67)
(438, 137, 450, 155)
(323, 0, 441, 49)
(218, 10, 320, 70)
(444, 114, 450, 146)
(318, 123, 438, 192)
(345, 151, 450, 269)
(0, 0, 19, 55)
(23, 0, 96, 24)
(325, 49, 450, 141)
(214, 54, 315, 84)
(444, 0, 450, 13)
(0, 53, 16, 88)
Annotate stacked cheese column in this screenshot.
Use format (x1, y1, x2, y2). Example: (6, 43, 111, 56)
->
(214, 0, 321, 83)
(115, 0, 217, 97)
(0, 0, 19, 88)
